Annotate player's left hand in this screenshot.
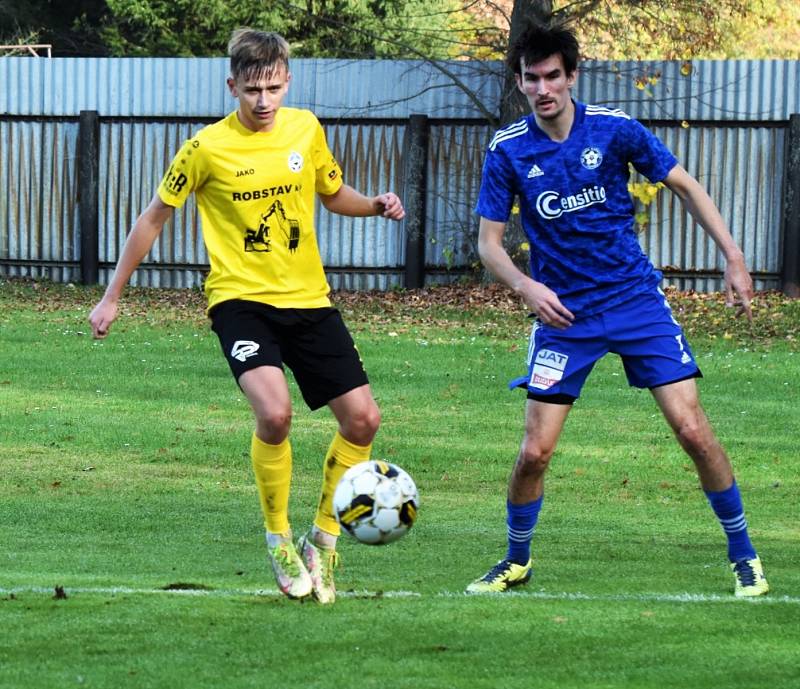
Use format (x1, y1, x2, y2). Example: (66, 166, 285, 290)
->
(376, 192, 405, 220)
(724, 253, 754, 322)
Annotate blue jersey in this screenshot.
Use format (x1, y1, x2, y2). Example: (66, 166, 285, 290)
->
(476, 101, 677, 318)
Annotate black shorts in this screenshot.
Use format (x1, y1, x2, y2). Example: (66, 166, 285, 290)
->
(209, 299, 369, 410)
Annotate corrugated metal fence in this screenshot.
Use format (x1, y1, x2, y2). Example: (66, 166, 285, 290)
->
(1, 57, 798, 292)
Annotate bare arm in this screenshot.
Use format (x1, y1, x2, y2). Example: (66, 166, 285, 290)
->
(662, 164, 754, 321)
(319, 184, 405, 220)
(478, 217, 574, 329)
(88, 194, 174, 338)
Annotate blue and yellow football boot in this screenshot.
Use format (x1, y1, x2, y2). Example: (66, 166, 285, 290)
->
(731, 556, 769, 597)
(466, 558, 532, 593)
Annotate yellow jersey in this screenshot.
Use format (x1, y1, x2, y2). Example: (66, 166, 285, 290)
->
(157, 108, 343, 310)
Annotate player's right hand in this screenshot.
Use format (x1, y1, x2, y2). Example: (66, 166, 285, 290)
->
(521, 280, 574, 329)
(89, 298, 119, 339)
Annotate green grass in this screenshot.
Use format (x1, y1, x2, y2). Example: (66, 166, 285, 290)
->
(1, 279, 799, 689)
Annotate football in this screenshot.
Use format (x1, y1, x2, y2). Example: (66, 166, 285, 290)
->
(333, 460, 419, 545)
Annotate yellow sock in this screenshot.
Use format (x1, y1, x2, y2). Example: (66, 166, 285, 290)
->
(250, 433, 292, 535)
(315, 431, 371, 536)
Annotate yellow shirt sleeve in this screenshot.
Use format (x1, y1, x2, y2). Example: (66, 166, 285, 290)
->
(156, 137, 208, 208)
(313, 121, 344, 197)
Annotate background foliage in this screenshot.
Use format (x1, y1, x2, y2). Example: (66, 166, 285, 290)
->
(1, 0, 799, 59)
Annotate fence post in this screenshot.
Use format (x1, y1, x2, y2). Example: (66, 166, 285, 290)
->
(78, 110, 100, 285)
(403, 114, 429, 289)
(782, 113, 800, 297)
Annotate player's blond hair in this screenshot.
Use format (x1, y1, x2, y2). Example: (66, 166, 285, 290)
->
(228, 29, 290, 82)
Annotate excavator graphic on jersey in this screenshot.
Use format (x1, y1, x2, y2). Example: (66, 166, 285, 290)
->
(244, 199, 300, 253)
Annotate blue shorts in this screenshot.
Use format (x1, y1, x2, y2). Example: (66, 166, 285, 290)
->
(511, 289, 702, 404)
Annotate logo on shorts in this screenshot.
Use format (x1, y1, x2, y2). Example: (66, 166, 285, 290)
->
(674, 334, 693, 365)
(530, 348, 569, 390)
(231, 340, 260, 362)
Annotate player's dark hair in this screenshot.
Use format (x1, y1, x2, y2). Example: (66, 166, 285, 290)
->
(228, 28, 290, 82)
(506, 21, 580, 76)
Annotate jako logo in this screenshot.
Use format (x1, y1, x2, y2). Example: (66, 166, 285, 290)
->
(231, 340, 260, 362)
(536, 185, 607, 219)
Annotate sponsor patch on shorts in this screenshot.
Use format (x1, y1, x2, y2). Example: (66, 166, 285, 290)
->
(530, 348, 569, 390)
(231, 340, 260, 362)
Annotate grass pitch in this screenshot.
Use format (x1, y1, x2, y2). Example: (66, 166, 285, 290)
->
(1, 279, 798, 689)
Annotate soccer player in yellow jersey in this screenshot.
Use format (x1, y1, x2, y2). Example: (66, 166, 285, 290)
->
(88, 29, 405, 604)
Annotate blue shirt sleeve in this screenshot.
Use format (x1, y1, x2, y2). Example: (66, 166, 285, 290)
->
(475, 145, 517, 222)
(621, 119, 677, 183)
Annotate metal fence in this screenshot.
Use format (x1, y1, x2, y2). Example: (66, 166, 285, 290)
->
(1, 57, 798, 293)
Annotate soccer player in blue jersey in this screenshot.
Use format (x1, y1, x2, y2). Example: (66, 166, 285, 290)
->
(466, 21, 769, 597)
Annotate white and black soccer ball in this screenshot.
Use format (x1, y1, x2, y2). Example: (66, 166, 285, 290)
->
(333, 460, 419, 545)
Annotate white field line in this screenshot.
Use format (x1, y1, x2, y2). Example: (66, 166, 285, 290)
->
(1, 585, 798, 605)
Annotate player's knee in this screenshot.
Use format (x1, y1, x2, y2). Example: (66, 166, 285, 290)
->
(365, 405, 381, 435)
(341, 404, 380, 445)
(254, 408, 292, 441)
(673, 418, 716, 457)
(517, 442, 554, 476)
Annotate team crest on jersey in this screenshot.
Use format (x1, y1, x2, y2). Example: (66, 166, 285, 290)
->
(288, 151, 304, 173)
(580, 147, 603, 170)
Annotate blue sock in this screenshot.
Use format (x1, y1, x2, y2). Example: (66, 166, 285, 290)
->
(704, 481, 757, 562)
(505, 495, 543, 565)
